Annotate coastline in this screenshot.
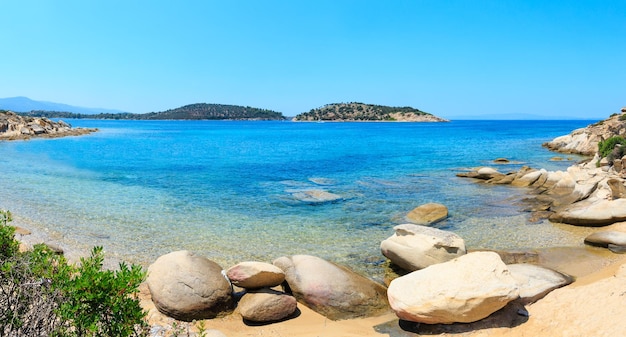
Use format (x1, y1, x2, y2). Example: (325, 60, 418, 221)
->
(5, 116, 626, 336)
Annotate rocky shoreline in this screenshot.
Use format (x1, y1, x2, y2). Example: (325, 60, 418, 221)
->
(0, 110, 97, 140)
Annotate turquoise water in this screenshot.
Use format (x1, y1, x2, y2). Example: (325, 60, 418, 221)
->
(0, 119, 594, 278)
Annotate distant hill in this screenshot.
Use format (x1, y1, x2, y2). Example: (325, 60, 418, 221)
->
(0, 96, 127, 115)
(140, 103, 285, 120)
(293, 103, 448, 122)
(19, 103, 286, 121)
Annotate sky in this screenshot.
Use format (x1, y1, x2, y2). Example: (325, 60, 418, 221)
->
(0, 1, 624, 119)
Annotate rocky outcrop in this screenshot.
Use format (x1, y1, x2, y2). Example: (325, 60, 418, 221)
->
(405, 203, 448, 225)
(146, 251, 233, 321)
(458, 160, 626, 226)
(380, 224, 466, 271)
(272, 254, 389, 320)
(0, 111, 97, 140)
(543, 109, 626, 155)
(387, 251, 519, 324)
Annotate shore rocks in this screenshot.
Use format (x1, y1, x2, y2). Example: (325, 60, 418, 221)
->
(237, 288, 298, 322)
(226, 261, 285, 289)
(273, 254, 389, 320)
(549, 198, 626, 226)
(507, 264, 573, 304)
(380, 224, 466, 271)
(387, 252, 519, 324)
(405, 203, 448, 225)
(147, 251, 233, 321)
(0, 111, 97, 140)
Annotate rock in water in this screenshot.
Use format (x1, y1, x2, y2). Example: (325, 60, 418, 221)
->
(147, 250, 233, 321)
(273, 255, 389, 320)
(380, 224, 466, 271)
(406, 203, 448, 225)
(387, 251, 519, 324)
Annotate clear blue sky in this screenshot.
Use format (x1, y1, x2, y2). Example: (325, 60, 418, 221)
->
(1, 0, 624, 118)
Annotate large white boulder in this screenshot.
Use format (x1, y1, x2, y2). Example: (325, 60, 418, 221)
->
(381, 224, 466, 271)
(387, 251, 519, 324)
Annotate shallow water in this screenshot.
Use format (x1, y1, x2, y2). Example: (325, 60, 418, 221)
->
(0, 119, 594, 278)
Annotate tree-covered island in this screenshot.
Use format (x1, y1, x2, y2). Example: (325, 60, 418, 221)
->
(293, 103, 448, 122)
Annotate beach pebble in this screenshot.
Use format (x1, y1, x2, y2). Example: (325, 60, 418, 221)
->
(273, 254, 389, 320)
(507, 263, 573, 304)
(147, 250, 233, 321)
(226, 261, 285, 289)
(381, 224, 466, 271)
(405, 202, 448, 225)
(237, 288, 297, 322)
(387, 252, 519, 324)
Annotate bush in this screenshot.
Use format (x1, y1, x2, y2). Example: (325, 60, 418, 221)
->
(598, 136, 626, 159)
(619, 114, 626, 121)
(0, 210, 148, 336)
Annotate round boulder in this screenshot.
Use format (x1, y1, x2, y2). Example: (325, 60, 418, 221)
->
(381, 224, 466, 271)
(387, 251, 519, 324)
(237, 288, 297, 322)
(273, 255, 389, 320)
(147, 250, 233, 321)
(226, 261, 285, 289)
(406, 203, 448, 225)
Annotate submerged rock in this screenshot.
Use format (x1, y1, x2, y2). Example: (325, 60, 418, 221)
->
(292, 189, 342, 203)
(405, 202, 448, 225)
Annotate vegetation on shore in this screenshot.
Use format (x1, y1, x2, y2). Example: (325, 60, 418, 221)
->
(293, 102, 446, 122)
(0, 210, 148, 336)
(19, 103, 286, 121)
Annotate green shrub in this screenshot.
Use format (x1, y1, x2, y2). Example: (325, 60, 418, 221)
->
(598, 136, 626, 158)
(0, 210, 18, 259)
(0, 210, 148, 336)
(619, 114, 626, 121)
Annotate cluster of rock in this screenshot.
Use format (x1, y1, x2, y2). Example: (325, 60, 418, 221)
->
(380, 222, 571, 324)
(146, 251, 389, 324)
(0, 110, 96, 140)
(146, 201, 573, 328)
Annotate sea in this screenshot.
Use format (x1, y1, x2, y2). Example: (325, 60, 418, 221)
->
(0, 119, 597, 279)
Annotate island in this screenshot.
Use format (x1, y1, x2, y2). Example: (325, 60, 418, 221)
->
(21, 103, 286, 121)
(292, 102, 449, 122)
